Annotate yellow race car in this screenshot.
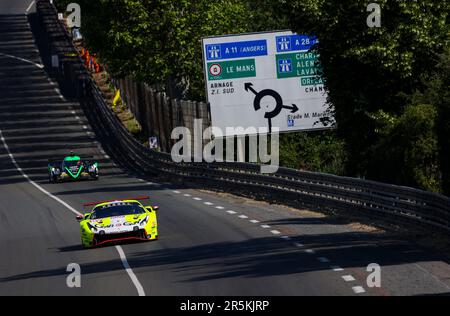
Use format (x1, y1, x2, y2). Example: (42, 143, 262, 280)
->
(77, 197, 159, 248)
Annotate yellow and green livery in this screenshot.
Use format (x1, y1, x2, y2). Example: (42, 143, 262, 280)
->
(77, 197, 159, 248)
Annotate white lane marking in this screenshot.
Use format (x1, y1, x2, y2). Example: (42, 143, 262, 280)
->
(331, 266, 344, 272)
(0, 131, 81, 216)
(204, 202, 213, 206)
(238, 215, 248, 219)
(0, 52, 43, 69)
(173, 191, 181, 194)
(270, 230, 281, 235)
(26, 0, 35, 14)
(115, 246, 146, 296)
(104, 155, 110, 159)
(305, 249, 316, 254)
(83, 125, 88, 130)
(317, 257, 330, 263)
(183, 194, 191, 197)
(75, 116, 80, 120)
(352, 286, 366, 294)
(250, 219, 260, 223)
(280, 236, 291, 240)
(342, 275, 356, 282)
(215, 206, 224, 210)
(294, 242, 304, 248)
(52, 87, 66, 100)
(193, 197, 202, 201)
(71, 111, 76, 114)
(227, 210, 237, 215)
(0, 129, 146, 297)
(261, 225, 270, 229)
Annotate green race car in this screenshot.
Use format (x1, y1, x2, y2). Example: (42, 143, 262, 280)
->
(48, 153, 99, 183)
(77, 197, 159, 248)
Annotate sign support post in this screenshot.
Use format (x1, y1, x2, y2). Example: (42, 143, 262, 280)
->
(236, 137, 245, 163)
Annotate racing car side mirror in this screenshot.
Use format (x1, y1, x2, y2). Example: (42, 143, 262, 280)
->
(146, 206, 159, 212)
(76, 215, 84, 221)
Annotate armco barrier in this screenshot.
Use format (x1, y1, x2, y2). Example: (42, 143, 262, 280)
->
(36, 0, 450, 233)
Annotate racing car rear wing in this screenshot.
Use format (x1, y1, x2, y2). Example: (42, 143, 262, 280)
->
(48, 156, 95, 163)
(83, 196, 150, 207)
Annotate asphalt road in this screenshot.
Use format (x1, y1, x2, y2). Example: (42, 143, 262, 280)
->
(1, 0, 450, 296)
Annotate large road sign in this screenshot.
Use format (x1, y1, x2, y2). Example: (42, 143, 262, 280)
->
(202, 31, 334, 137)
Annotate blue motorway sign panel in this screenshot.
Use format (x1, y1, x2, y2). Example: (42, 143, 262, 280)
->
(205, 40, 268, 61)
(276, 35, 318, 53)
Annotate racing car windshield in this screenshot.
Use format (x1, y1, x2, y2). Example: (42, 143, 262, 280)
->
(63, 160, 81, 168)
(90, 202, 146, 219)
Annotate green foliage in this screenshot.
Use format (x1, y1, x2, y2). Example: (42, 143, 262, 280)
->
(54, 0, 292, 99)
(435, 50, 450, 195)
(280, 131, 346, 175)
(413, 48, 450, 194)
(278, 0, 448, 191)
(56, 0, 254, 99)
(367, 103, 441, 192)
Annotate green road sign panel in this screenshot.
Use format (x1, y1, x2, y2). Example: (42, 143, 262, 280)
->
(208, 59, 256, 81)
(301, 76, 324, 86)
(276, 52, 322, 79)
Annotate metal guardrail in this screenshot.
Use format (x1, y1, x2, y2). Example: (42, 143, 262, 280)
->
(36, 0, 450, 233)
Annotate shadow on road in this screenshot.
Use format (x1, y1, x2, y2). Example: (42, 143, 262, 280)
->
(2, 232, 448, 293)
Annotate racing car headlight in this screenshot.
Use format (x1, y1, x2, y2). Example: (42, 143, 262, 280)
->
(87, 223, 98, 232)
(88, 163, 98, 172)
(139, 216, 149, 226)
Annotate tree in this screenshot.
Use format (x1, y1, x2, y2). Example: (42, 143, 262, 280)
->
(367, 104, 440, 191)
(280, 131, 346, 175)
(435, 50, 450, 195)
(56, 0, 253, 99)
(278, 0, 449, 189)
(414, 48, 450, 194)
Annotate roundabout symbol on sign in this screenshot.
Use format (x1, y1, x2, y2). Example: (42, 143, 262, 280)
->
(209, 64, 222, 77)
(245, 82, 299, 133)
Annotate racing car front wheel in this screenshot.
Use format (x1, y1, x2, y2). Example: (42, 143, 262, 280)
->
(49, 174, 57, 183)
